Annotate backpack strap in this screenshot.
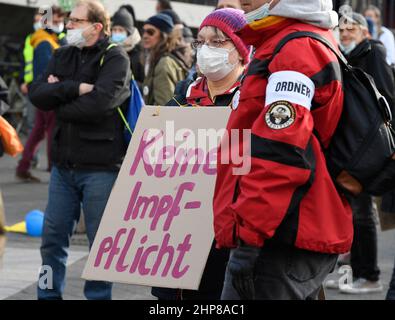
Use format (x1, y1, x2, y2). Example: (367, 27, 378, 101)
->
(100, 43, 118, 67)
(99, 43, 133, 136)
(249, 31, 352, 79)
(270, 31, 351, 71)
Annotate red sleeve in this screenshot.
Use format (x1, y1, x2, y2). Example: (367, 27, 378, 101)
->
(229, 37, 343, 247)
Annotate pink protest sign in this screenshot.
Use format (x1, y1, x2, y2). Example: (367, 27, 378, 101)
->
(82, 106, 231, 290)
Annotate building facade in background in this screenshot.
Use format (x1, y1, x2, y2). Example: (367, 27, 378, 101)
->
(175, 0, 395, 29)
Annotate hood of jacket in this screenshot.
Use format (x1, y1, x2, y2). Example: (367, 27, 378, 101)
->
(170, 44, 193, 73)
(269, 0, 338, 29)
(122, 28, 141, 53)
(30, 29, 60, 50)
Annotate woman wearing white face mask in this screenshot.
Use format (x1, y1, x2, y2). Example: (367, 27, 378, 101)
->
(152, 8, 249, 301)
(167, 8, 250, 109)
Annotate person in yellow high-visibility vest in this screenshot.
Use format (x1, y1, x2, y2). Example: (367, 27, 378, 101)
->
(21, 13, 42, 93)
(20, 12, 42, 135)
(21, 12, 67, 134)
(16, 6, 66, 183)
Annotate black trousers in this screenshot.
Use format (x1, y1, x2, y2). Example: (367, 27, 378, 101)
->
(349, 193, 380, 281)
(222, 242, 338, 300)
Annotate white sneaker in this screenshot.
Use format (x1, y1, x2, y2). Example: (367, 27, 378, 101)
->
(340, 278, 383, 294)
(324, 279, 340, 290)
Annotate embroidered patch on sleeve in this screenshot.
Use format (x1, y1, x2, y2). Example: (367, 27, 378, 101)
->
(265, 101, 296, 130)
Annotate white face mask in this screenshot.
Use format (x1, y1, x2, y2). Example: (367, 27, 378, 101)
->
(33, 22, 42, 31)
(66, 25, 93, 48)
(340, 41, 357, 55)
(52, 22, 64, 34)
(197, 44, 237, 81)
(245, 0, 273, 24)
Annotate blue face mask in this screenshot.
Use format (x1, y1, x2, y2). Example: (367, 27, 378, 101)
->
(245, 0, 274, 24)
(111, 32, 127, 43)
(371, 24, 378, 39)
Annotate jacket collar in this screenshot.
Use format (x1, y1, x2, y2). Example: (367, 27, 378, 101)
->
(187, 76, 241, 106)
(31, 29, 60, 50)
(122, 29, 141, 53)
(345, 39, 371, 61)
(81, 36, 110, 52)
(237, 16, 294, 48)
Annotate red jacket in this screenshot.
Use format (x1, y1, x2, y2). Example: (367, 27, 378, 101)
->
(213, 17, 353, 254)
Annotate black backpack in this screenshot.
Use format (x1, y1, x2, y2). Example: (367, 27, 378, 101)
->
(263, 31, 395, 196)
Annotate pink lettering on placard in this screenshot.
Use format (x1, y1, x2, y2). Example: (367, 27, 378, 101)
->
(94, 236, 113, 268)
(138, 244, 159, 276)
(154, 146, 176, 178)
(150, 182, 195, 231)
(172, 234, 192, 278)
(129, 130, 163, 177)
(184, 201, 201, 210)
(93, 228, 192, 279)
(123, 181, 159, 221)
(150, 233, 174, 277)
(104, 228, 127, 270)
(171, 148, 206, 177)
(124, 181, 197, 231)
(149, 195, 173, 231)
(116, 228, 136, 272)
(129, 235, 149, 274)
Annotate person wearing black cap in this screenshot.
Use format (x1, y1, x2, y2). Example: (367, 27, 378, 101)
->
(111, 7, 144, 87)
(161, 9, 182, 26)
(141, 13, 193, 106)
(325, 12, 395, 295)
(156, 0, 172, 13)
(161, 9, 194, 45)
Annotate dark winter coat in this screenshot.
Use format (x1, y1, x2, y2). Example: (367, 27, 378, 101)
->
(29, 37, 131, 171)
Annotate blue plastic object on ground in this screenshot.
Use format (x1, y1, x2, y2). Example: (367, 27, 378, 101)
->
(25, 210, 44, 237)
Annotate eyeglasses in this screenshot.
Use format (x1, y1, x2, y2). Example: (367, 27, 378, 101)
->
(143, 28, 157, 36)
(66, 17, 90, 25)
(192, 38, 232, 49)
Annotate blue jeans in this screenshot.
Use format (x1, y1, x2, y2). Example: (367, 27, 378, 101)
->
(37, 166, 118, 300)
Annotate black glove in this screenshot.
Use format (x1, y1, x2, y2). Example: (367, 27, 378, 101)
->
(228, 244, 261, 300)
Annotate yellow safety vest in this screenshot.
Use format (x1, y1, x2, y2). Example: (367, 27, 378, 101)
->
(58, 32, 66, 41)
(23, 34, 34, 84)
(24, 31, 65, 84)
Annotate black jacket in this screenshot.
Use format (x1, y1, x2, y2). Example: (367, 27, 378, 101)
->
(29, 37, 131, 171)
(128, 45, 144, 87)
(346, 40, 395, 212)
(345, 39, 395, 112)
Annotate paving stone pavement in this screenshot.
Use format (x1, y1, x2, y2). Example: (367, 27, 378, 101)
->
(1, 144, 394, 300)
